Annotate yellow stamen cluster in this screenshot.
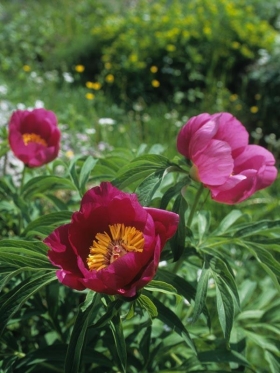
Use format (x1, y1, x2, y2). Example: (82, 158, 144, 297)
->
(87, 224, 144, 271)
(22, 133, 47, 147)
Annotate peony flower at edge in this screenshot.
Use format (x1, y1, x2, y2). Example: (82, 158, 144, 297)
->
(177, 112, 277, 204)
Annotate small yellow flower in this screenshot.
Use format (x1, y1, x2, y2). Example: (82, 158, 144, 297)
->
(150, 66, 158, 73)
(92, 82, 102, 90)
(166, 44, 176, 52)
(86, 81, 94, 89)
(23, 65, 31, 72)
(255, 94, 261, 100)
(75, 65, 85, 73)
(105, 74, 114, 83)
(250, 106, 258, 113)
(105, 62, 112, 70)
(152, 79, 160, 88)
(85, 93, 95, 100)
(65, 150, 74, 159)
(229, 94, 238, 102)
(236, 104, 242, 111)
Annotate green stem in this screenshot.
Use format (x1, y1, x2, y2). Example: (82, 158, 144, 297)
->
(172, 183, 205, 274)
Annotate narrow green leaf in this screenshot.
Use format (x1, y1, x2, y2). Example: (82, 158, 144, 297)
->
(136, 170, 164, 206)
(160, 177, 190, 210)
(137, 294, 158, 318)
(64, 291, 99, 373)
(212, 209, 244, 235)
(89, 299, 123, 329)
(148, 294, 196, 353)
(213, 274, 235, 341)
(209, 256, 240, 308)
(21, 211, 72, 236)
(79, 156, 98, 194)
(145, 280, 178, 295)
(21, 175, 75, 199)
(192, 260, 211, 323)
(112, 154, 170, 189)
(243, 243, 280, 292)
(0, 252, 52, 269)
(233, 219, 280, 238)
(264, 351, 280, 373)
(110, 312, 127, 373)
(68, 155, 84, 192)
(0, 271, 56, 336)
(169, 194, 187, 261)
(0, 239, 48, 254)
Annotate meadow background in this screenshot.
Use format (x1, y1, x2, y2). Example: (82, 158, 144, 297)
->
(0, 0, 280, 372)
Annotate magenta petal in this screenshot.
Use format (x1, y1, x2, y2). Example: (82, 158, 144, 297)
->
(193, 139, 234, 185)
(177, 113, 213, 159)
(213, 112, 248, 157)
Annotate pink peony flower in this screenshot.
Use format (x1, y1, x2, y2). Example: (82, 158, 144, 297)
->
(8, 108, 60, 168)
(44, 182, 179, 297)
(177, 112, 277, 204)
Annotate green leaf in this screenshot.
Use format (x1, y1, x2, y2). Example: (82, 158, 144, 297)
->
(148, 294, 196, 353)
(89, 298, 123, 329)
(213, 274, 235, 341)
(136, 170, 164, 206)
(195, 210, 211, 240)
(233, 219, 280, 238)
(145, 280, 178, 295)
(64, 291, 99, 373)
(160, 177, 190, 210)
(209, 257, 240, 309)
(211, 209, 244, 235)
(137, 294, 158, 318)
(192, 260, 211, 323)
(112, 154, 170, 189)
(264, 351, 280, 373)
(169, 194, 187, 261)
(21, 211, 72, 237)
(109, 312, 127, 373)
(21, 175, 75, 199)
(0, 271, 56, 336)
(243, 243, 280, 292)
(79, 156, 98, 194)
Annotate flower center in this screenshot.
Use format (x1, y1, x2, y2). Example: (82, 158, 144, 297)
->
(87, 223, 145, 271)
(22, 133, 47, 147)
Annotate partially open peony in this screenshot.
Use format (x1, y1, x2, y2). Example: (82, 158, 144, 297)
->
(8, 108, 60, 167)
(177, 112, 277, 204)
(44, 182, 179, 298)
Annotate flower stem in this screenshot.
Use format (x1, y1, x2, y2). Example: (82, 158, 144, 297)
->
(172, 183, 205, 274)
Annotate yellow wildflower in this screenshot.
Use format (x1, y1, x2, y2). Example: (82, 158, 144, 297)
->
(86, 81, 94, 89)
(152, 80, 160, 88)
(75, 65, 85, 73)
(150, 66, 158, 73)
(85, 93, 95, 100)
(250, 106, 258, 113)
(92, 82, 102, 90)
(105, 74, 114, 83)
(23, 65, 31, 72)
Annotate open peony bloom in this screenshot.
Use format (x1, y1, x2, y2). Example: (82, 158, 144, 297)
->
(8, 108, 60, 167)
(44, 182, 179, 297)
(177, 112, 277, 204)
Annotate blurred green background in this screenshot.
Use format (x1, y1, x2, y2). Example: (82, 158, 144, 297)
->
(0, 0, 280, 156)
